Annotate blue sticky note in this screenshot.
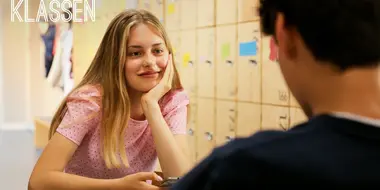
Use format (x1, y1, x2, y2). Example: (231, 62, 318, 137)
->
(239, 41, 257, 56)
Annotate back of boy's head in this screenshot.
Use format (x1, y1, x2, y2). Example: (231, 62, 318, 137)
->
(259, 0, 380, 71)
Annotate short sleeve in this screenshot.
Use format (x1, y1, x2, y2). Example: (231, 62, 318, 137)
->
(56, 85, 102, 145)
(160, 89, 190, 135)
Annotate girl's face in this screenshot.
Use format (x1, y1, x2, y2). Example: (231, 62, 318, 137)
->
(125, 23, 169, 93)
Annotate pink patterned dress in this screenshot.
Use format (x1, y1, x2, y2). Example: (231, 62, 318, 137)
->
(56, 84, 189, 179)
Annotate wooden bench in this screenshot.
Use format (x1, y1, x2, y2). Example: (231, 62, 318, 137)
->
(33, 116, 52, 149)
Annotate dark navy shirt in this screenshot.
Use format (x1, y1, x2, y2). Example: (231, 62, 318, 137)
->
(171, 114, 380, 189)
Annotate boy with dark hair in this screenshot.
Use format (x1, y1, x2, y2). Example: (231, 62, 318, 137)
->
(171, 0, 380, 188)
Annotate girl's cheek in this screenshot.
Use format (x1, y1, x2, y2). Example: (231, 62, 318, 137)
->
(125, 59, 141, 73)
(156, 56, 168, 68)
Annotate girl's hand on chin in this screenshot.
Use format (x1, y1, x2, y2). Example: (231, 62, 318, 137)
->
(141, 54, 173, 108)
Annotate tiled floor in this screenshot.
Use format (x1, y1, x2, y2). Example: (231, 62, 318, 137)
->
(0, 130, 39, 190)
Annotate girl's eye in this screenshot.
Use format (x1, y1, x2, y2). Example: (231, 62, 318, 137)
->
(129, 52, 141, 57)
(153, 49, 164, 54)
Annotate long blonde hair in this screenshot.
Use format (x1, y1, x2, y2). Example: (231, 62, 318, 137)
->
(48, 9, 183, 169)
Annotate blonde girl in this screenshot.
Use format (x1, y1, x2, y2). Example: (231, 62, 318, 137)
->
(29, 9, 190, 190)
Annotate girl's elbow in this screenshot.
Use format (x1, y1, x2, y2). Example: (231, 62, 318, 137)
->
(28, 173, 44, 190)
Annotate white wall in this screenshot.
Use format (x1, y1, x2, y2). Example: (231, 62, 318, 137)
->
(1, 0, 29, 125)
(0, 3, 4, 126)
(0, 0, 64, 130)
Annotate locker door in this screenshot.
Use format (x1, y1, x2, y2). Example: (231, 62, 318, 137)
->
(180, 0, 197, 30)
(88, 0, 104, 18)
(262, 105, 290, 131)
(150, 0, 164, 23)
(164, 0, 181, 31)
(215, 100, 236, 146)
(290, 93, 300, 107)
(109, 0, 128, 15)
(290, 107, 307, 128)
(186, 99, 198, 164)
(262, 36, 290, 106)
(73, 24, 88, 84)
(180, 30, 197, 98)
(237, 0, 259, 22)
(216, 0, 237, 25)
(137, 0, 151, 11)
(197, 0, 215, 27)
(237, 22, 261, 103)
(236, 102, 261, 137)
(196, 98, 216, 161)
(216, 25, 237, 100)
(167, 31, 181, 73)
(197, 27, 215, 98)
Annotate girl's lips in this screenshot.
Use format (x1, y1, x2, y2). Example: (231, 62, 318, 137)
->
(138, 72, 160, 78)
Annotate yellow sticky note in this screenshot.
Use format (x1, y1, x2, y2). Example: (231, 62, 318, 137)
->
(183, 53, 191, 67)
(168, 3, 175, 15)
(221, 43, 230, 59)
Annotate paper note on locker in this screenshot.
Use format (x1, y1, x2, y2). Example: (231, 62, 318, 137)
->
(239, 41, 257, 56)
(183, 53, 191, 67)
(168, 3, 175, 15)
(221, 43, 230, 59)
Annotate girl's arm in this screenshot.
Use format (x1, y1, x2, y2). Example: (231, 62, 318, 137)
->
(28, 133, 120, 190)
(28, 133, 161, 190)
(29, 87, 161, 190)
(142, 98, 191, 178)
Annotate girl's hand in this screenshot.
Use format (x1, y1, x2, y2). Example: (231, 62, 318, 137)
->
(115, 172, 163, 190)
(141, 54, 174, 106)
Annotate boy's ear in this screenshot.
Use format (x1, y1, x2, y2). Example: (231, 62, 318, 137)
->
(275, 12, 298, 61)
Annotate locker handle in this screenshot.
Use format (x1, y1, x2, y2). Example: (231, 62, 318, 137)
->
(204, 132, 213, 141)
(226, 60, 233, 65)
(249, 59, 257, 65)
(226, 136, 234, 142)
(278, 115, 288, 131)
(187, 128, 194, 136)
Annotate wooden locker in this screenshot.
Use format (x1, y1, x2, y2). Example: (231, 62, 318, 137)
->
(109, 0, 128, 15)
(215, 100, 236, 146)
(138, 0, 152, 11)
(236, 102, 261, 137)
(150, 0, 164, 23)
(179, 30, 197, 98)
(164, 0, 181, 31)
(216, 0, 237, 25)
(290, 107, 307, 127)
(197, 0, 215, 27)
(290, 93, 300, 107)
(262, 105, 290, 131)
(180, 0, 197, 30)
(74, 22, 100, 84)
(197, 27, 216, 98)
(186, 99, 197, 164)
(73, 26, 88, 85)
(167, 31, 181, 72)
(237, 0, 259, 22)
(262, 36, 290, 106)
(237, 22, 261, 103)
(85, 0, 103, 19)
(196, 98, 216, 161)
(216, 25, 237, 100)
